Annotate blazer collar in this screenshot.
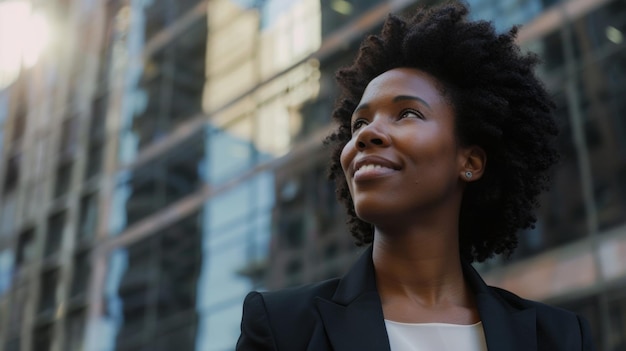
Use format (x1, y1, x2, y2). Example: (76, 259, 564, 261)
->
(462, 260, 537, 351)
(315, 246, 390, 351)
(315, 245, 537, 351)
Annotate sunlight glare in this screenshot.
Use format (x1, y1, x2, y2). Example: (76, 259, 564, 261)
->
(0, 1, 52, 88)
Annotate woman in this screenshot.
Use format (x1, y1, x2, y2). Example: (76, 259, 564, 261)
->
(237, 3, 596, 350)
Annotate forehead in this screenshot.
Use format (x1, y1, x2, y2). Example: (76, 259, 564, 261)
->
(360, 67, 446, 105)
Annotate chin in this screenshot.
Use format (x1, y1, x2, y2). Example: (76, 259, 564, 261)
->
(353, 202, 392, 226)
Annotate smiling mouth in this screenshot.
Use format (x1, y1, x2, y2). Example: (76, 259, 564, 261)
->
(354, 164, 397, 179)
(355, 164, 393, 173)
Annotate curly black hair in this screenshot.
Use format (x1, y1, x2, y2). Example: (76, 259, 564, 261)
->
(325, 2, 559, 262)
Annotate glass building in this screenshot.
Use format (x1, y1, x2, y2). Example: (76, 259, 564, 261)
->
(0, 0, 624, 350)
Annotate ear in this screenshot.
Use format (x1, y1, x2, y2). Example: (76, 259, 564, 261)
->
(458, 145, 486, 182)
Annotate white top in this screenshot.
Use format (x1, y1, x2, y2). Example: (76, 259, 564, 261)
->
(384, 320, 488, 351)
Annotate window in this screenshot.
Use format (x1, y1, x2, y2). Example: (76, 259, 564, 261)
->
(3, 153, 20, 194)
(112, 131, 205, 234)
(38, 268, 59, 314)
(44, 212, 66, 257)
(4, 339, 20, 351)
(15, 228, 36, 268)
(33, 323, 54, 351)
(70, 251, 90, 298)
(54, 160, 74, 199)
(123, 17, 207, 154)
(77, 192, 98, 240)
(65, 309, 86, 351)
(11, 97, 26, 143)
(7, 285, 28, 337)
(320, 0, 379, 37)
(85, 95, 107, 181)
(59, 117, 79, 158)
(110, 214, 202, 349)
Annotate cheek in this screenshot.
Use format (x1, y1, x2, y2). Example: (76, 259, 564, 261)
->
(339, 140, 355, 174)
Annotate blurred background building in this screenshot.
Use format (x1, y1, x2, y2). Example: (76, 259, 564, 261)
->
(0, 0, 624, 350)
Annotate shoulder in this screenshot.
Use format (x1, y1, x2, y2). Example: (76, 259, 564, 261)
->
(253, 278, 341, 317)
(238, 279, 340, 350)
(489, 286, 577, 321)
(488, 286, 596, 350)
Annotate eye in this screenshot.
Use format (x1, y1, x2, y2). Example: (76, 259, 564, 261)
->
(399, 109, 423, 120)
(351, 119, 367, 132)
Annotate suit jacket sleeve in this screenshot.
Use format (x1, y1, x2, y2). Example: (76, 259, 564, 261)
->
(578, 314, 596, 351)
(236, 291, 278, 351)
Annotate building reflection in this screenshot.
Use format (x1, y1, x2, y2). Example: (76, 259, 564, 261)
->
(0, 0, 625, 350)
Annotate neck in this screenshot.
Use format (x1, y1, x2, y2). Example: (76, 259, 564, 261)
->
(372, 226, 466, 306)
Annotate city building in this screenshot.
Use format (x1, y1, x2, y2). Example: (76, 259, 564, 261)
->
(0, 0, 624, 350)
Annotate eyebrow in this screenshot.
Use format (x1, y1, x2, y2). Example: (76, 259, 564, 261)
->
(393, 95, 431, 110)
(353, 95, 432, 114)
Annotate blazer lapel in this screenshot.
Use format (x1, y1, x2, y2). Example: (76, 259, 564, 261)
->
(463, 262, 537, 351)
(315, 246, 391, 351)
(314, 246, 537, 351)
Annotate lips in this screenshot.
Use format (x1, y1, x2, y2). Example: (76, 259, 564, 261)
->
(352, 156, 401, 179)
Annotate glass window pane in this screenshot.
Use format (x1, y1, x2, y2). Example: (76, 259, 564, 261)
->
(201, 225, 251, 308)
(197, 303, 243, 351)
(207, 181, 253, 231)
(78, 192, 98, 240)
(45, 211, 66, 257)
(70, 250, 90, 298)
(578, 51, 626, 232)
(122, 16, 207, 157)
(54, 160, 73, 199)
(33, 324, 54, 351)
(65, 310, 86, 351)
(208, 119, 254, 185)
(106, 213, 202, 349)
(38, 268, 59, 315)
(15, 228, 36, 268)
(112, 131, 206, 234)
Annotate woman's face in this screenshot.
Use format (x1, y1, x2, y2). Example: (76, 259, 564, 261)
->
(340, 67, 468, 226)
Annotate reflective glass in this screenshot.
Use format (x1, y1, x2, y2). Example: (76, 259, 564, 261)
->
(85, 95, 107, 181)
(207, 120, 255, 185)
(105, 213, 201, 350)
(78, 192, 98, 240)
(15, 228, 35, 268)
(54, 160, 73, 199)
(121, 17, 206, 158)
(202, 226, 250, 308)
(7, 285, 27, 337)
(320, 0, 380, 37)
(466, 0, 543, 32)
(45, 211, 66, 257)
(111, 131, 206, 235)
(0, 248, 13, 297)
(579, 50, 626, 231)
(608, 290, 626, 351)
(38, 268, 59, 315)
(144, 0, 204, 42)
(197, 303, 243, 351)
(65, 309, 86, 351)
(571, 0, 626, 232)
(33, 324, 54, 351)
(70, 250, 90, 298)
(571, 0, 626, 63)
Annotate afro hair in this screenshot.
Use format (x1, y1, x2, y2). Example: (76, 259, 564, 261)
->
(325, 2, 559, 262)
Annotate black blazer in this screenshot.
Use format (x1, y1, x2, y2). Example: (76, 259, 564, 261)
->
(237, 246, 596, 350)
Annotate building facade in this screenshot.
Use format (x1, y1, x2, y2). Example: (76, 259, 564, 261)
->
(0, 0, 624, 350)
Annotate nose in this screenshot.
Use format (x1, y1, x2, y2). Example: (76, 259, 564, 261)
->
(355, 119, 391, 150)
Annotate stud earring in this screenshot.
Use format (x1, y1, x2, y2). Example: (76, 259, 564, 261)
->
(465, 171, 473, 180)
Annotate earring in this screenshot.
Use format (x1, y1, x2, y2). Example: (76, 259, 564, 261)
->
(465, 171, 473, 180)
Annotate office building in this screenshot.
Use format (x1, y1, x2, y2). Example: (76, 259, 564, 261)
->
(0, 0, 624, 350)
